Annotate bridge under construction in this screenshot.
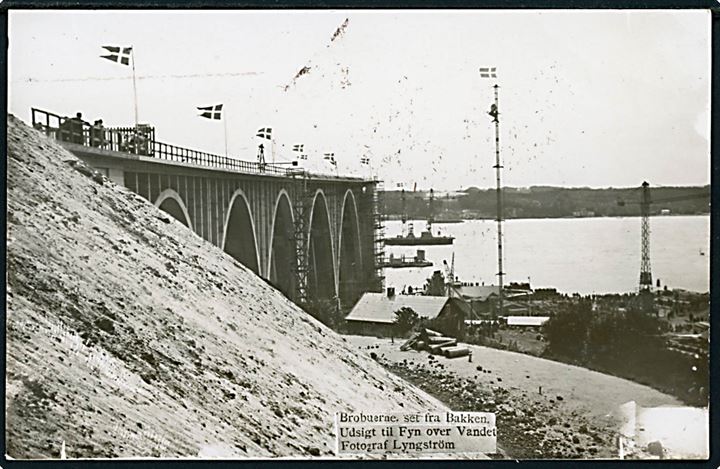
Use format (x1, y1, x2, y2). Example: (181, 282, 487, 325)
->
(31, 107, 385, 308)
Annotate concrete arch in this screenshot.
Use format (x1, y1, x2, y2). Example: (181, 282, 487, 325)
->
(306, 189, 337, 301)
(338, 189, 363, 305)
(154, 189, 193, 230)
(267, 189, 297, 297)
(222, 189, 261, 274)
(338, 189, 363, 270)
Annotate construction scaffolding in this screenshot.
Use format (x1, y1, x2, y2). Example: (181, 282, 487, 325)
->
(639, 181, 654, 315)
(372, 180, 386, 292)
(292, 172, 312, 305)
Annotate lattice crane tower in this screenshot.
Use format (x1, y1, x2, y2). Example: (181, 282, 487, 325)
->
(639, 181, 652, 291)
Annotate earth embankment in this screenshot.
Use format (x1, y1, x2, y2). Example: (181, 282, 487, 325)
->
(5, 115, 449, 458)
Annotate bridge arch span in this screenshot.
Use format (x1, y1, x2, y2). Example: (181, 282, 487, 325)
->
(267, 189, 296, 298)
(222, 189, 261, 274)
(154, 189, 193, 230)
(338, 189, 363, 305)
(307, 189, 337, 301)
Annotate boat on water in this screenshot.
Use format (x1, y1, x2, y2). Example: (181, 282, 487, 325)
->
(381, 250, 433, 268)
(384, 228, 454, 245)
(384, 188, 455, 245)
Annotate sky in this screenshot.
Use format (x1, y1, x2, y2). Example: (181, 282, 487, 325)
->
(8, 10, 711, 191)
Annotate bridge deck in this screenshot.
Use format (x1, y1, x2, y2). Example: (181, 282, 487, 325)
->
(31, 107, 369, 184)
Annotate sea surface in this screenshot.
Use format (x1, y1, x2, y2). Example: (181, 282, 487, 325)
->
(382, 215, 710, 295)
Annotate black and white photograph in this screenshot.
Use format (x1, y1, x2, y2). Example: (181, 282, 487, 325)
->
(4, 8, 712, 461)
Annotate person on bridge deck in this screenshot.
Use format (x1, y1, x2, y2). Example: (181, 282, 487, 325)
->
(66, 112, 87, 145)
(90, 119, 106, 148)
(57, 116, 72, 143)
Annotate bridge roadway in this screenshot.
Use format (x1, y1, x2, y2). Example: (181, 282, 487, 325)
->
(37, 119, 381, 309)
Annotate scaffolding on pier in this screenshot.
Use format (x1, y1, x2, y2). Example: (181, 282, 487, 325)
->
(292, 172, 312, 305)
(371, 180, 386, 292)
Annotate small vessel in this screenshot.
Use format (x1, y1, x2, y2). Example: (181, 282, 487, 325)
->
(381, 250, 433, 269)
(384, 188, 455, 246)
(384, 225, 455, 245)
(433, 217, 464, 224)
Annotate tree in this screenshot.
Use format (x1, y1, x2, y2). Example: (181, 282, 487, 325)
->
(394, 307, 420, 336)
(305, 298, 346, 332)
(542, 299, 592, 361)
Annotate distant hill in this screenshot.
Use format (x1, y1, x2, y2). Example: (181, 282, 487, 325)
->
(382, 186, 710, 220)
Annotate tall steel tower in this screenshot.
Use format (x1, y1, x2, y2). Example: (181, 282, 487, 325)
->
(480, 67, 504, 318)
(639, 181, 652, 290)
(490, 84, 505, 318)
(639, 181, 654, 314)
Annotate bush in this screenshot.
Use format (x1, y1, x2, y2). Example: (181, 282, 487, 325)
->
(542, 304, 706, 405)
(393, 307, 420, 336)
(305, 299, 347, 332)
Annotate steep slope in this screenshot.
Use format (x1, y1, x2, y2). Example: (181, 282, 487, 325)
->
(5, 115, 447, 458)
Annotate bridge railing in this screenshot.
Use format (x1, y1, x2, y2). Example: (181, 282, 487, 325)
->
(30, 108, 295, 176)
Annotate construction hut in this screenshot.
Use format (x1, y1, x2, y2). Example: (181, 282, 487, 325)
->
(345, 288, 467, 339)
(448, 284, 501, 316)
(449, 284, 532, 317)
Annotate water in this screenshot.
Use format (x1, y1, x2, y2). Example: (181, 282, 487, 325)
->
(383, 216, 710, 295)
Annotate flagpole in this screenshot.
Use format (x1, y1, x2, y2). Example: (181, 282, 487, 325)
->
(223, 109, 228, 158)
(492, 83, 504, 319)
(131, 46, 139, 155)
(131, 46, 139, 128)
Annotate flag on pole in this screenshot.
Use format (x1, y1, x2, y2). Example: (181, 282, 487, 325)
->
(360, 156, 370, 165)
(293, 144, 308, 160)
(101, 45, 139, 134)
(324, 152, 336, 166)
(479, 66, 497, 79)
(396, 182, 404, 188)
(256, 127, 272, 139)
(197, 104, 223, 120)
(101, 46, 133, 66)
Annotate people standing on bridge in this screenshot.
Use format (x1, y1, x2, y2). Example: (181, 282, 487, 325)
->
(58, 115, 72, 142)
(67, 112, 87, 145)
(257, 143, 267, 172)
(90, 119, 106, 148)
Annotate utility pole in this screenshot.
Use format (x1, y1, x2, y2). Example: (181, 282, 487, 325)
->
(639, 181, 653, 314)
(491, 84, 505, 319)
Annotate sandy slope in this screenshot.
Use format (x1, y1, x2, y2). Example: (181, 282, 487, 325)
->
(5, 115, 451, 459)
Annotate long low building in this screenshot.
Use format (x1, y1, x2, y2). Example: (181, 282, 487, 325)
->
(345, 288, 468, 338)
(504, 316, 550, 327)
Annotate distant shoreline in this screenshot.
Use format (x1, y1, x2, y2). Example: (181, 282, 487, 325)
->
(385, 213, 711, 222)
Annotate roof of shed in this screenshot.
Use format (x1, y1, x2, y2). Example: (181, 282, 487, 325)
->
(345, 293, 451, 324)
